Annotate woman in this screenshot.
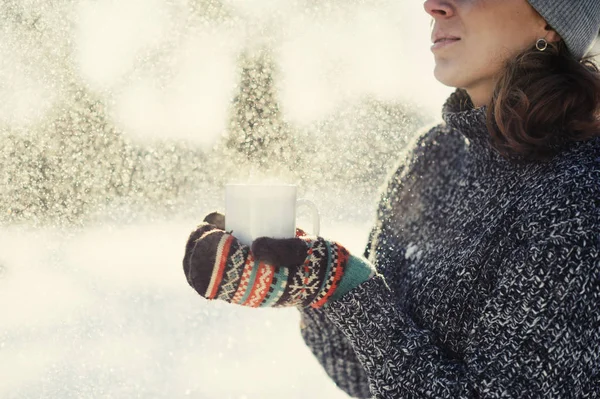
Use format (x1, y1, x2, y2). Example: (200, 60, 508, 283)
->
(183, 0, 600, 397)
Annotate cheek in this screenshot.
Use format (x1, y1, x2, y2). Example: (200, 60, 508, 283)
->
(471, 43, 509, 77)
(467, 30, 513, 68)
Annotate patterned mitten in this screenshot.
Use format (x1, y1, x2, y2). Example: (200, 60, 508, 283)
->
(183, 222, 376, 308)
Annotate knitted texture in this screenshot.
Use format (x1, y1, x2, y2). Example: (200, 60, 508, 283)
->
(183, 225, 371, 308)
(300, 88, 600, 398)
(527, 0, 600, 59)
(329, 255, 377, 302)
(300, 308, 372, 398)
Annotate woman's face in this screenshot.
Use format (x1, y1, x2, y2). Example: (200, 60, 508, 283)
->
(424, 0, 558, 107)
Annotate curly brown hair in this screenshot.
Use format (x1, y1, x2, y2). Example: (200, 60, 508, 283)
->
(487, 40, 600, 163)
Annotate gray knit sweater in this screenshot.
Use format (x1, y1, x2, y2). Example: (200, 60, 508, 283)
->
(300, 89, 600, 398)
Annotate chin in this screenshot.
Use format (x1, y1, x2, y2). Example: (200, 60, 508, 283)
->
(433, 66, 461, 89)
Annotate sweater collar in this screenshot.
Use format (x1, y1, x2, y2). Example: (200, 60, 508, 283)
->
(439, 89, 597, 172)
(441, 89, 502, 165)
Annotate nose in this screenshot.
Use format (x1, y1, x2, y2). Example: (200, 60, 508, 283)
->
(424, 0, 455, 19)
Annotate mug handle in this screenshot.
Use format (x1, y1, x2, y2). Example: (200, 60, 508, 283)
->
(296, 199, 320, 237)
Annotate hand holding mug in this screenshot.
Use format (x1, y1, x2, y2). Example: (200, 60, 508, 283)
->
(183, 217, 374, 308)
(182, 184, 376, 308)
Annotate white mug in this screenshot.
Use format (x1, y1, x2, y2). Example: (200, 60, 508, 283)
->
(225, 184, 320, 246)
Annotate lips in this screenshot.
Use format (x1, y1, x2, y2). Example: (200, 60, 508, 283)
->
(434, 37, 460, 44)
(432, 35, 461, 44)
(430, 32, 461, 51)
(431, 38, 460, 51)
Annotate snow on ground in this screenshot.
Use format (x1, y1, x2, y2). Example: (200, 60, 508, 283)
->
(0, 217, 371, 399)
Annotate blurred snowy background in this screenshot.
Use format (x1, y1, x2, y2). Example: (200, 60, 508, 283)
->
(1, 0, 597, 398)
(0, 0, 447, 226)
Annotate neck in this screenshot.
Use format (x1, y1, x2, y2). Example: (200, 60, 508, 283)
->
(464, 81, 495, 108)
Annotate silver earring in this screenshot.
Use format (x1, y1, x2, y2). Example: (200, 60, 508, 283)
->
(536, 38, 548, 51)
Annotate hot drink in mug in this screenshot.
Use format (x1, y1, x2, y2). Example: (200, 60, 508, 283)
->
(225, 184, 320, 246)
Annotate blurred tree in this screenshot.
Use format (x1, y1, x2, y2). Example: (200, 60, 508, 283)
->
(0, 0, 214, 225)
(0, 86, 208, 225)
(187, 0, 231, 22)
(223, 48, 301, 173)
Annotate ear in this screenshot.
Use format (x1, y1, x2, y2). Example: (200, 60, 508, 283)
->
(543, 24, 561, 44)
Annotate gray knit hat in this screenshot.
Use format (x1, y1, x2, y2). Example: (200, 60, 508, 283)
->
(527, 0, 600, 59)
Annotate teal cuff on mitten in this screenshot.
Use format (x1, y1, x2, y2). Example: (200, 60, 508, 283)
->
(329, 255, 376, 302)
